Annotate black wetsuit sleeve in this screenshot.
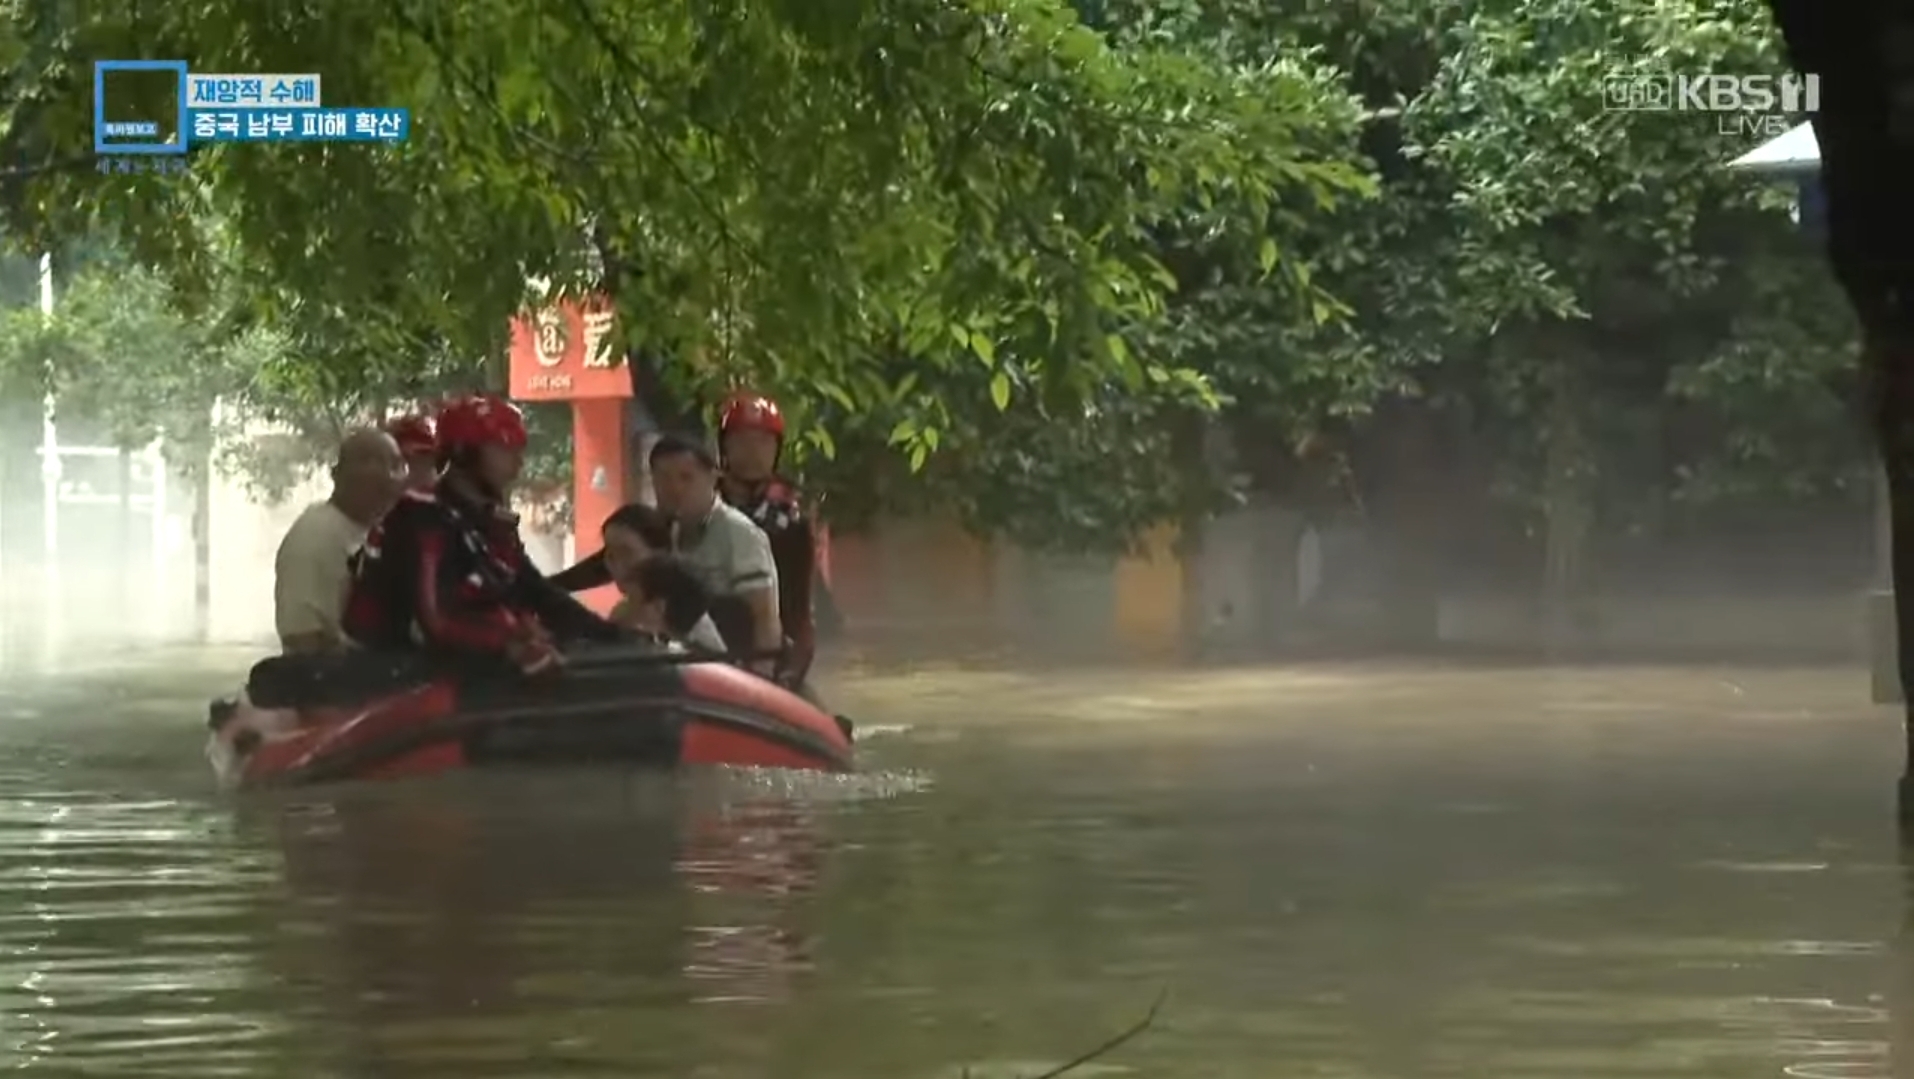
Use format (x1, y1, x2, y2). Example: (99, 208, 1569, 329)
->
(515, 565, 626, 644)
(547, 550, 614, 592)
(346, 498, 435, 651)
(769, 516, 816, 644)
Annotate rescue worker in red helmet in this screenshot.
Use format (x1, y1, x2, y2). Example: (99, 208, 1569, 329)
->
(385, 413, 440, 494)
(714, 392, 818, 687)
(344, 392, 622, 675)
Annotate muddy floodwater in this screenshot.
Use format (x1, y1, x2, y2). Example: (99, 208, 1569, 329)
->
(0, 648, 1906, 1078)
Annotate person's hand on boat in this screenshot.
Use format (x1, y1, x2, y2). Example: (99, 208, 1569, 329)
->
(505, 622, 563, 675)
(518, 641, 564, 675)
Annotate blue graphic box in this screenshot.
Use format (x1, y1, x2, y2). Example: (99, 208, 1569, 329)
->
(94, 60, 189, 155)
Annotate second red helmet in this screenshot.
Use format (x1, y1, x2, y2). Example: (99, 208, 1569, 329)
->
(385, 414, 438, 456)
(718, 392, 785, 438)
(436, 393, 528, 452)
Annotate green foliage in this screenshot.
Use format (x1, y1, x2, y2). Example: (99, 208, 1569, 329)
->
(1091, 0, 1466, 507)
(1, 0, 1365, 527)
(0, 248, 227, 461)
(797, 369, 1209, 554)
(0, 0, 1868, 557)
(1663, 244, 1866, 504)
(1396, 0, 1861, 519)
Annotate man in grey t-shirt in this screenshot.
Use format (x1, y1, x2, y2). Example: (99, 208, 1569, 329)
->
(648, 434, 782, 674)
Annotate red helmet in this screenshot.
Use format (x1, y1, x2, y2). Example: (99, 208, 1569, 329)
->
(436, 393, 528, 452)
(385, 414, 438, 456)
(718, 392, 785, 438)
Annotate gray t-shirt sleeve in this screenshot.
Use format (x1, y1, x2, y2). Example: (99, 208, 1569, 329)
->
(725, 514, 779, 596)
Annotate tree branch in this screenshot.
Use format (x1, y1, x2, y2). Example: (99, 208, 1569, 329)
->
(387, 5, 595, 168)
(559, 0, 770, 277)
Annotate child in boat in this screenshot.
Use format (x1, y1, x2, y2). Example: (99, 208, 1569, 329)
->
(612, 553, 727, 653)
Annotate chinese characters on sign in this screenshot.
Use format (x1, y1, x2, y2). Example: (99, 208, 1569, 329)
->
(507, 299, 632, 402)
(582, 310, 615, 368)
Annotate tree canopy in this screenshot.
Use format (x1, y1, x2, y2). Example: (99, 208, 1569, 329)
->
(0, 0, 1868, 564)
(1401, 0, 1860, 513)
(2, 0, 1365, 452)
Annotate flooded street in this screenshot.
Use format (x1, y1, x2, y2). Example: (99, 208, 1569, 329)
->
(0, 650, 1904, 1077)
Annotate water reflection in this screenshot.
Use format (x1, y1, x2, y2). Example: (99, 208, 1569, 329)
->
(1894, 823, 1914, 1079)
(0, 657, 1907, 1077)
(678, 798, 827, 1004)
(0, 787, 285, 1074)
(249, 772, 842, 1075)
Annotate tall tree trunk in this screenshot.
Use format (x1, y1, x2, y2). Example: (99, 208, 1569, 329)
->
(1761, 0, 1914, 827)
(1171, 407, 1226, 654)
(1898, 836, 1914, 1079)
(1872, 340, 1914, 801)
(1872, 464, 1899, 702)
(1539, 362, 1596, 656)
(1365, 400, 1443, 649)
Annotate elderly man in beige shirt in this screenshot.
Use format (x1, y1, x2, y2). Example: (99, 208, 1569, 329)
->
(211, 429, 408, 778)
(272, 428, 407, 653)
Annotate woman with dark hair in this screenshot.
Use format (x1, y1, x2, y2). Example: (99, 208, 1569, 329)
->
(595, 503, 727, 651)
(597, 503, 674, 578)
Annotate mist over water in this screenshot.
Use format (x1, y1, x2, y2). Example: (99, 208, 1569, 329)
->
(0, 408, 194, 668)
(0, 380, 1897, 1079)
(0, 358, 1885, 673)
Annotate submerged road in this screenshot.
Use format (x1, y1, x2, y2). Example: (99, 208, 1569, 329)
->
(0, 649, 1902, 1077)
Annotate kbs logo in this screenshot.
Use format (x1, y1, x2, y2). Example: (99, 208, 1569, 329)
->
(1602, 73, 1819, 114)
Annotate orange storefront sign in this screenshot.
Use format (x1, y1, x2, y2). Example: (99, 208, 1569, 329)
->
(506, 297, 633, 401)
(506, 295, 633, 615)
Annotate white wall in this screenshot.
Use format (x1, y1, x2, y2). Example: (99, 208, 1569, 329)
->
(204, 466, 325, 644)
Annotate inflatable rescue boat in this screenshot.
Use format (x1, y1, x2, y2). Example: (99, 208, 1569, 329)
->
(206, 651, 854, 788)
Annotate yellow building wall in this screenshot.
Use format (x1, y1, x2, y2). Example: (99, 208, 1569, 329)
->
(830, 514, 994, 626)
(834, 515, 1181, 651)
(1112, 522, 1184, 652)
